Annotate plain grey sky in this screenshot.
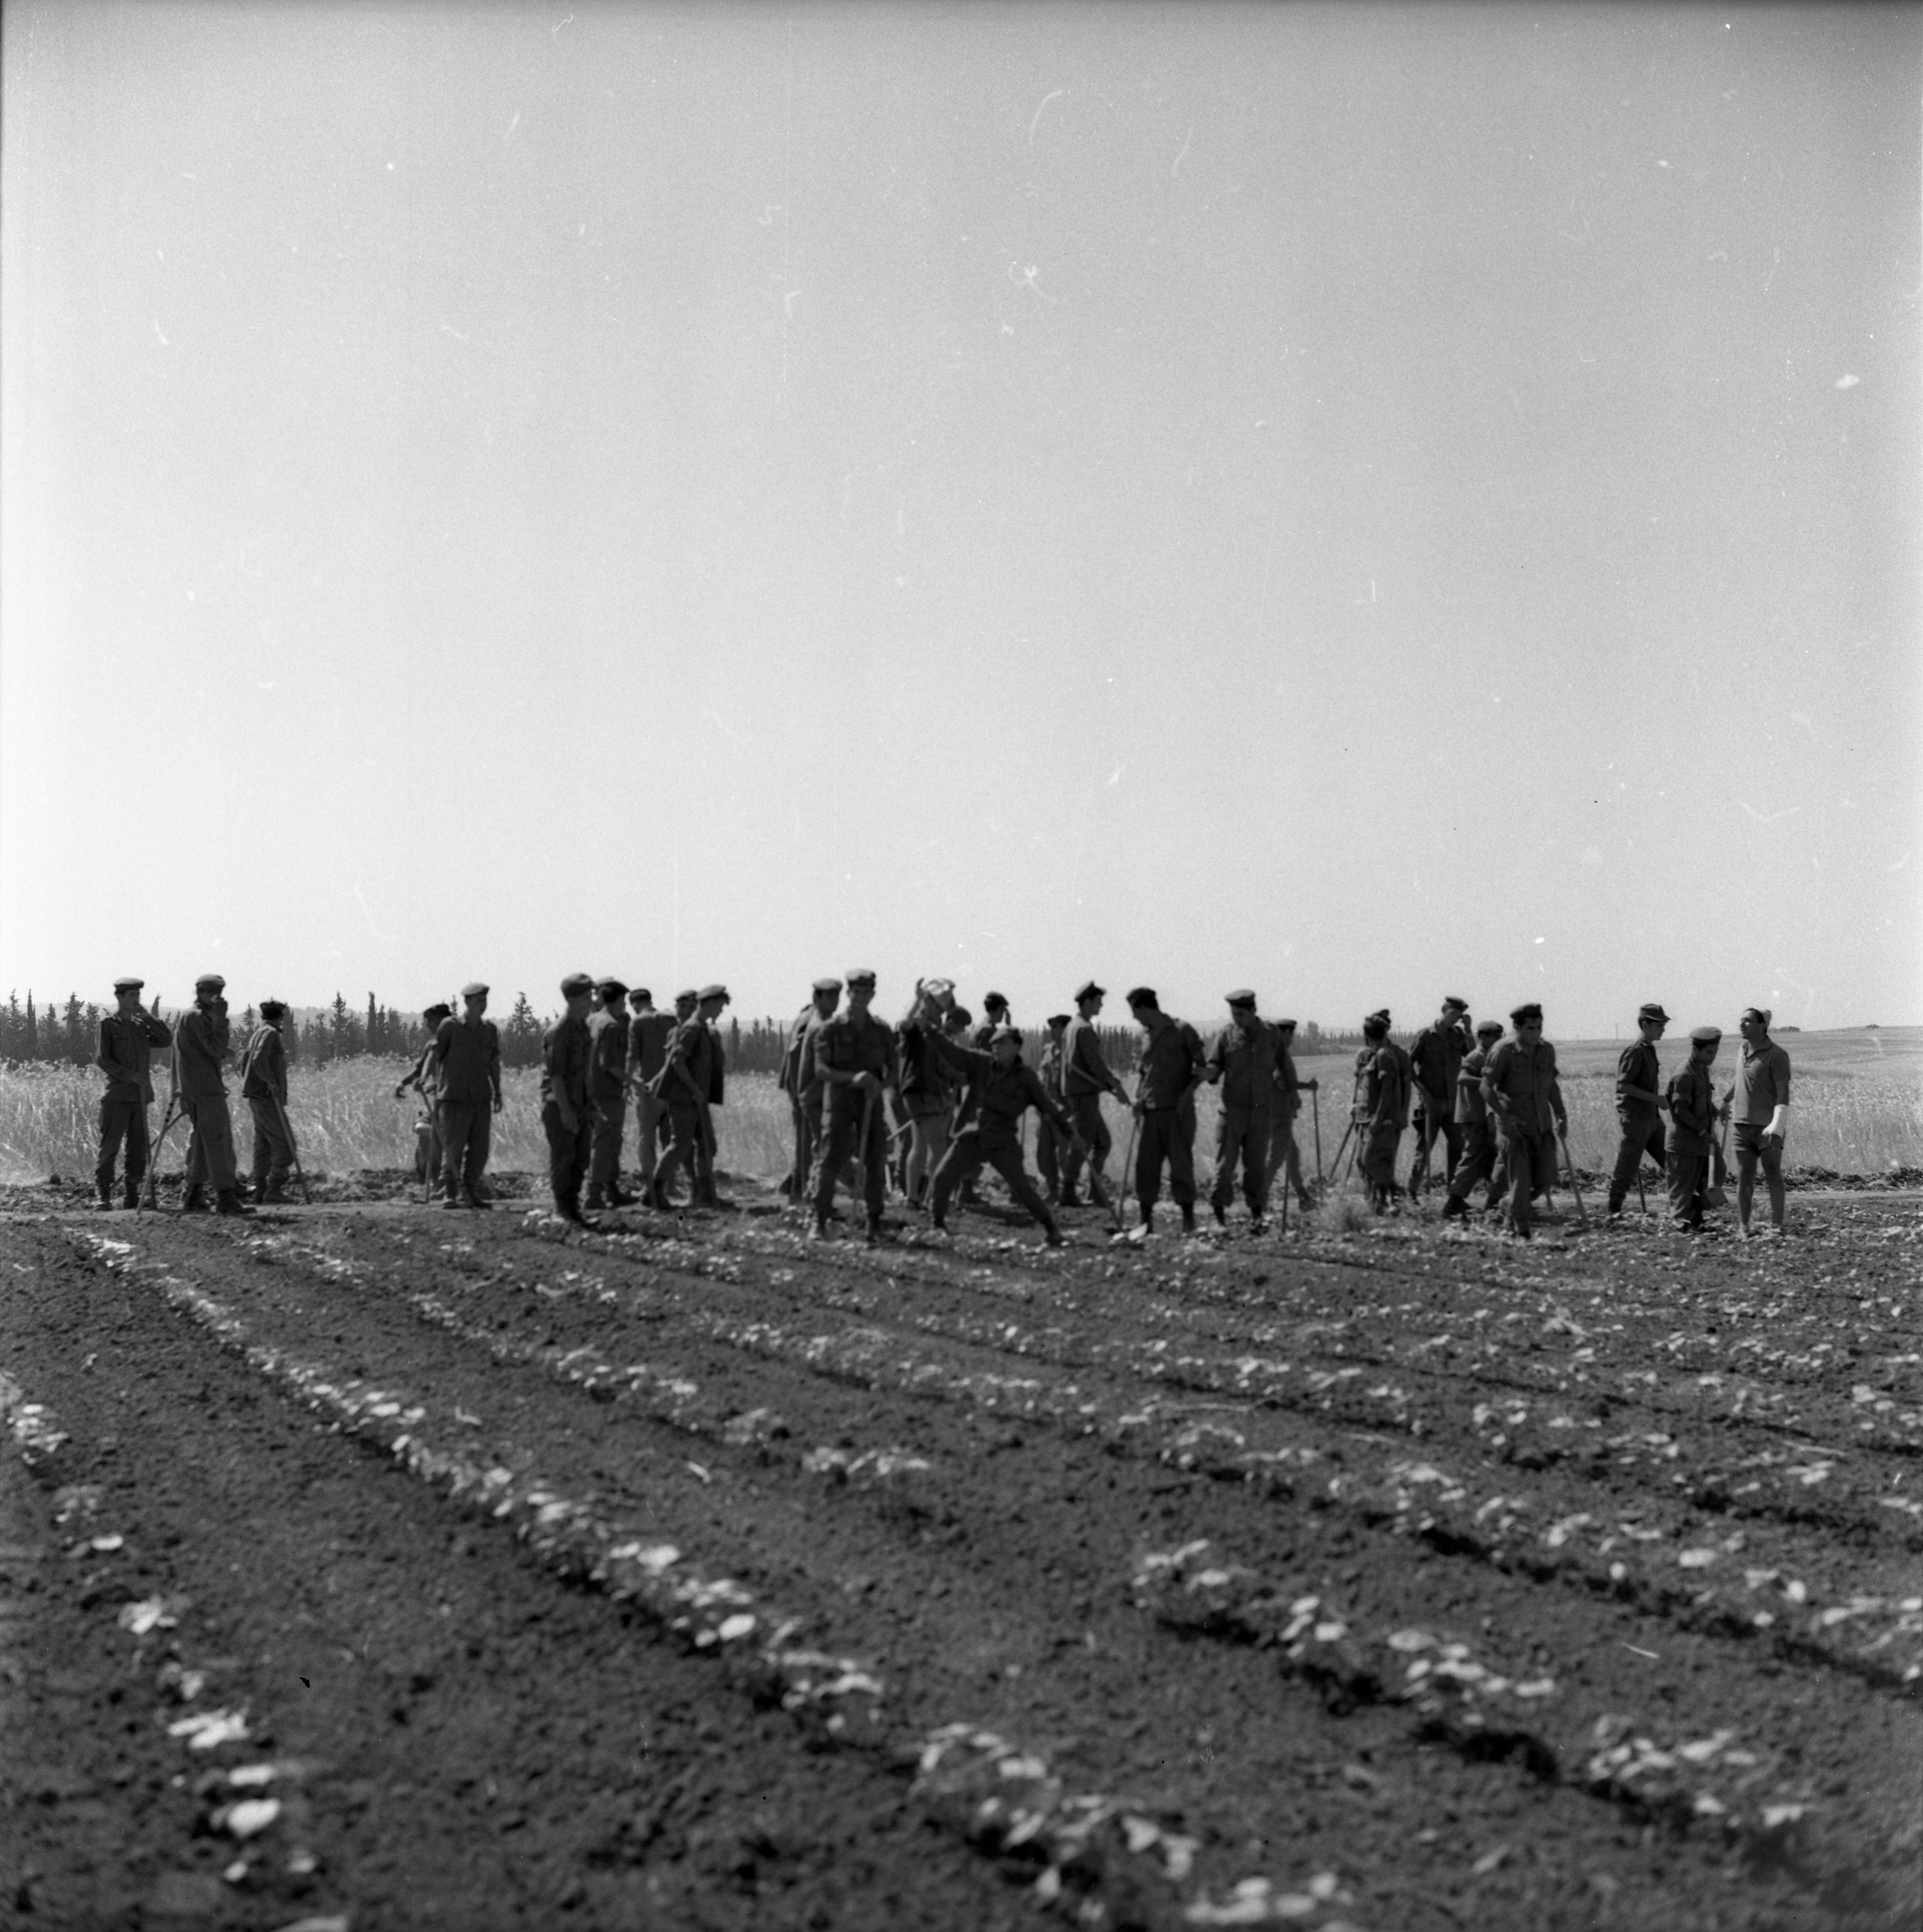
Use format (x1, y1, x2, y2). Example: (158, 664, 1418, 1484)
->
(4, 0, 1917, 1034)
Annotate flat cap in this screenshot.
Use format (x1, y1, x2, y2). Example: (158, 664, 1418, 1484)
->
(845, 967, 877, 987)
(812, 976, 843, 994)
(1225, 988, 1257, 1008)
(1275, 1017, 1298, 1031)
(1689, 1024, 1723, 1044)
(1475, 1019, 1504, 1038)
(595, 977, 629, 1001)
(461, 980, 489, 998)
(698, 983, 730, 1003)
(195, 972, 226, 990)
(629, 987, 652, 1003)
(1510, 1001, 1543, 1024)
(560, 971, 595, 998)
(1047, 1012, 1071, 1027)
(1442, 994, 1469, 1012)
(112, 975, 144, 992)
(990, 1024, 1023, 1046)
(1125, 985, 1158, 1007)
(982, 991, 1009, 1011)
(675, 987, 699, 1004)
(1638, 1002, 1672, 1024)
(1075, 980, 1105, 1002)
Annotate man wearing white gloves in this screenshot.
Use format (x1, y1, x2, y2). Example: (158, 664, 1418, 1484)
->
(1723, 1007, 1792, 1237)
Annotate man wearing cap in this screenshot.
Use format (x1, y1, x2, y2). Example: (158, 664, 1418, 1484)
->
(926, 1025, 1081, 1245)
(395, 1002, 453, 1187)
(1034, 1013, 1072, 1205)
(94, 978, 172, 1209)
(1724, 1009, 1792, 1237)
(175, 974, 250, 1215)
(1352, 1012, 1411, 1213)
(1441, 1020, 1506, 1220)
(967, 993, 1010, 1050)
(624, 989, 675, 1201)
(431, 982, 502, 1209)
(1480, 1004, 1568, 1239)
(1264, 1019, 1319, 1215)
(1126, 988, 1207, 1233)
(1666, 1028, 1723, 1232)
(1606, 1004, 1672, 1217)
(541, 974, 597, 1225)
(653, 986, 730, 1210)
(779, 979, 841, 1203)
(583, 977, 633, 1211)
(810, 969, 899, 1242)
(1408, 997, 1474, 1198)
(1202, 991, 1284, 1229)
(896, 979, 959, 1207)
(1060, 982, 1126, 1208)
(239, 1001, 295, 1203)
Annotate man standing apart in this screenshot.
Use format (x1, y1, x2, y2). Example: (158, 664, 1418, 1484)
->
(1441, 1019, 1505, 1220)
(431, 982, 502, 1210)
(584, 978, 633, 1210)
(1607, 1003, 1671, 1217)
(176, 974, 250, 1216)
(624, 989, 674, 1202)
(541, 973, 596, 1226)
(1126, 987, 1206, 1234)
(239, 1001, 295, 1203)
(811, 968, 898, 1243)
(1724, 1007, 1791, 1238)
(1354, 1012, 1410, 1213)
(1203, 991, 1283, 1229)
(1264, 1019, 1319, 1216)
(1408, 997, 1473, 1197)
(779, 979, 841, 1203)
(94, 977, 171, 1209)
(1060, 982, 1127, 1208)
(1034, 1014, 1072, 1205)
(1480, 1003, 1568, 1240)
(1665, 1027, 1723, 1232)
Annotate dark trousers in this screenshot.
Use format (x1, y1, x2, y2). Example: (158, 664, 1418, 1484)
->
(633, 1090, 666, 1187)
(1734, 1121, 1786, 1227)
(930, 1133, 1053, 1228)
(1666, 1149, 1709, 1229)
(1211, 1104, 1271, 1216)
(1036, 1114, 1063, 1200)
(1266, 1114, 1312, 1205)
(1499, 1125, 1556, 1232)
(1358, 1118, 1401, 1197)
(1447, 1118, 1500, 1205)
(439, 1100, 492, 1198)
(96, 1099, 150, 1194)
(656, 1104, 712, 1201)
(541, 1100, 590, 1211)
(182, 1095, 238, 1193)
(1409, 1102, 1463, 1192)
(1060, 1093, 1111, 1196)
(1134, 1107, 1196, 1210)
(1608, 1109, 1666, 1210)
(813, 1095, 886, 1221)
(246, 1095, 294, 1183)
(587, 1092, 626, 1197)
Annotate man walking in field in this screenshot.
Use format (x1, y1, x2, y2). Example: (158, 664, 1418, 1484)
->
(239, 1001, 295, 1203)
(624, 989, 674, 1201)
(1725, 1007, 1792, 1238)
(1665, 1026, 1723, 1232)
(1480, 1003, 1567, 1240)
(394, 1001, 452, 1186)
(1035, 1013, 1071, 1205)
(176, 973, 250, 1216)
(779, 978, 841, 1203)
(1203, 990, 1284, 1230)
(1264, 1019, 1319, 1215)
(1353, 1011, 1410, 1213)
(1407, 996, 1473, 1198)
(431, 982, 502, 1209)
(1441, 1019, 1506, 1220)
(1126, 987, 1206, 1235)
(810, 968, 898, 1244)
(1060, 982, 1126, 1209)
(541, 973, 597, 1226)
(1606, 1003, 1672, 1217)
(584, 977, 633, 1211)
(94, 976, 171, 1209)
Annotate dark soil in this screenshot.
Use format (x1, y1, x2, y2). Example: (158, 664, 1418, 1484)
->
(2, 1177, 1918, 1930)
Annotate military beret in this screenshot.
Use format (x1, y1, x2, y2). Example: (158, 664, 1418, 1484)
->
(595, 977, 629, 1002)
(112, 975, 144, 992)
(1442, 994, 1470, 1012)
(811, 976, 843, 994)
(1475, 1019, 1504, 1038)
(560, 971, 595, 998)
(1075, 980, 1105, 1002)
(699, 983, 730, 1003)
(1638, 1002, 1672, 1024)
(983, 991, 1009, 1011)
(629, 987, 652, 1004)
(423, 1003, 452, 1023)
(1510, 1002, 1543, 1024)
(675, 987, 699, 1004)
(461, 981, 489, 997)
(1125, 986, 1157, 1007)
(1225, 989, 1257, 1008)
(195, 972, 226, 990)
(1047, 1013, 1071, 1027)
(990, 1025, 1023, 1045)
(1689, 1025, 1723, 1044)
(845, 968, 877, 987)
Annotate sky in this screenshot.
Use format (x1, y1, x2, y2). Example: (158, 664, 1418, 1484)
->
(3, 0, 1918, 1036)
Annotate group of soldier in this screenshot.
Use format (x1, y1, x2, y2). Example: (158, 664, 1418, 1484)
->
(90, 968, 1797, 1247)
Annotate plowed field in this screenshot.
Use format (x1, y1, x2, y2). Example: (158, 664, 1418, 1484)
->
(3, 1182, 1919, 1930)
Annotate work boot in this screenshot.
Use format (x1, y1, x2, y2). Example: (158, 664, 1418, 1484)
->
(122, 1180, 142, 1210)
(180, 1185, 211, 1215)
(214, 1189, 254, 1217)
(1042, 1221, 1065, 1248)
(262, 1178, 290, 1205)
(1181, 1205, 1198, 1235)
(610, 1187, 639, 1207)
(811, 1215, 832, 1242)
(94, 1178, 114, 1210)
(584, 1190, 608, 1212)
(463, 1189, 493, 1211)
(1057, 1187, 1083, 1209)
(1439, 1194, 1467, 1221)
(1211, 1203, 1228, 1229)
(864, 1214, 884, 1247)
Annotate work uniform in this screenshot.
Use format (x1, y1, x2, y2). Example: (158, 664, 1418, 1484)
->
(1728, 1039, 1792, 1179)
(1446, 1045, 1502, 1210)
(1205, 1020, 1283, 1219)
(625, 1007, 675, 1191)
(540, 1013, 592, 1216)
(94, 1008, 172, 1203)
(1481, 1038, 1566, 1235)
(1354, 1042, 1410, 1198)
(1408, 1019, 1470, 1192)
(175, 1004, 239, 1196)
(1060, 1015, 1119, 1201)
(584, 1005, 630, 1202)
(927, 1040, 1072, 1229)
(397, 1042, 443, 1183)
(1035, 1033, 1068, 1202)
(1665, 1062, 1718, 1231)
(238, 1023, 294, 1197)
(432, 1014, 501, 1202)
(1133, 1014, 1205, 1213)
(1607, 1039, 1667, 1213)
(811, 1010, 898, 1224)
(1265, 1045, 1314, 1209)
(656, 1016, 720, 1204)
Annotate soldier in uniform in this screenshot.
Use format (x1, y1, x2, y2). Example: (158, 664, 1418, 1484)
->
(1125, 987, 1206, 1234)
(778, 978, 841, 1202)
(1202, 991, 1284, 1229)
(624, 989, 674, 1201)
(1441, 1019, 1506, 1220)
(1353, 1011, 1410, 1213)
(238, 1001, 295, 1203)
(1665, 1027, 1723, 1232)
(810, 968, 899, 1243)
(926, 1026, 1081, 1245)
(94, 976, 171, 1209)
(1059, 982, 1126, 1208)
(176, 973, 250, 1215)
(1480, 1003, 1568, 1239)
(584, 977, 634, 1210)
(394, 1002, 452, 1187)
(541, 973, 596, 1225)
(967, 993, 1010, 1049)
(1606, 1003, 1672, 1216)
(1264, 1019, 1319, 1215)
(1407, 996, 1473, 1197)
(1034, 1013, 1071, 1205)
(430, 982, 502, 1209)
(653, 986, 728, 1210)
(896, 979, 958, 1207)
(1724, 1007, 1792, 1238)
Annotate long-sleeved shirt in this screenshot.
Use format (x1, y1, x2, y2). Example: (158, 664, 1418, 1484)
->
(1063, 1016, 1119, 1098)
(933, 1038, 1072, 1151)
(1667, 1062, 1719, 1155)
(432, 1015, 501, 1107)
(659, 1018, 719, 1109)
(1205, 1020, 1284, 1113)
(1355, 1043, 1410, 1129)
(1273, 1047, 1304, 1121)
(239, 1025, 288, 1104)
(778, 1006, 815, 1096)
(585, 1007, 629, 1102)
(1614, 1039, 1663, 1118)
(173, 1005, 232, 1100)
(1727, 1039, 1791, 1125)
(896, 1019, 955, 1107)
(1482, 1038, 1566, 1137)
(96, 1010, 172, 1105)
(1135, 1014, 1205, 1111)
(541, 1013, 590, 1111)
(812, 1008, 898, 1109)
(1409, 1019, 1470, 1108)
(625, 1009, 674, 1087)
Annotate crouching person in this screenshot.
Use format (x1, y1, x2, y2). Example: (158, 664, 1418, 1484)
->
(927, 1026, 1082, 1247)
(240, 1001, 295, 1202)
(1665, 1027, 1722, 1232)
